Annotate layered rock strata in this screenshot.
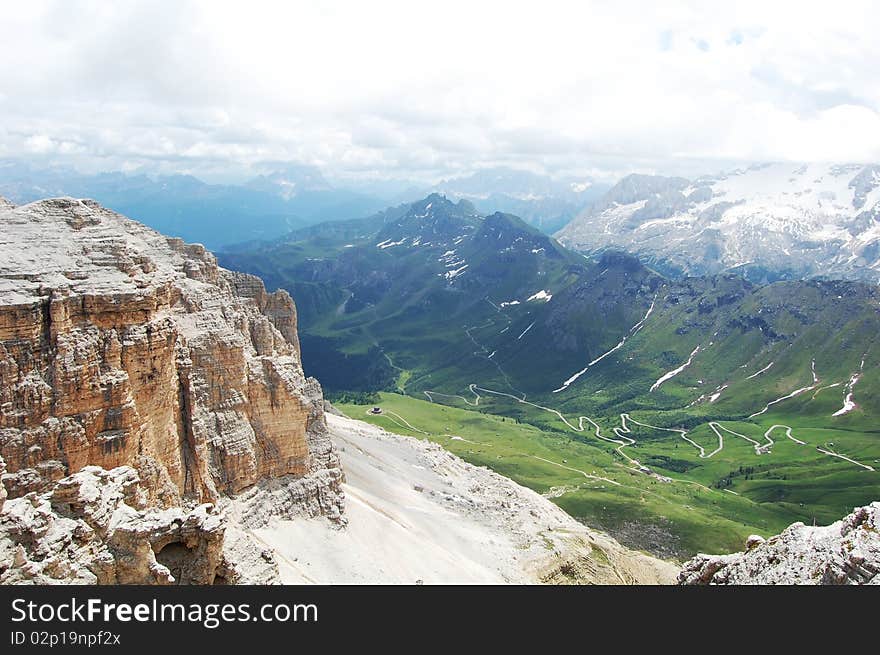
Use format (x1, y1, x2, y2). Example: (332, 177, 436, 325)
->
(0, 197, 344, 583)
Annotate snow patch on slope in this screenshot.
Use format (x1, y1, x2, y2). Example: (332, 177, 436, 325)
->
(650, 346, 701, 392)
(526, 290, 552, 302)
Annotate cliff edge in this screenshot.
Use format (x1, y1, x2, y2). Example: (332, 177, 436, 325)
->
(0, 197, 343, 583)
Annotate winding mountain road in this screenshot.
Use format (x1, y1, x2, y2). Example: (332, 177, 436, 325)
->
(418, 317, 877, 481)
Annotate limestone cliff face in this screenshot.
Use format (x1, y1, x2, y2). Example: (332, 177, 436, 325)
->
(0, 197, 342, 515)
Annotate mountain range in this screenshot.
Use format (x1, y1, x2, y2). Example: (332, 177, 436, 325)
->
(7, 159, 880, 284)
(0, 161, 601, 249)
(0, 161, 395, 249)
(219, 193, 586, 390)
(220, 192, 880, 556)
(5, 160, 880, 558)
(2, 188, 877, 570)
(557, 162, 880, 283)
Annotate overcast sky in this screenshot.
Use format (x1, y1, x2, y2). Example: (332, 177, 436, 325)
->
(1, 0, 879, 183)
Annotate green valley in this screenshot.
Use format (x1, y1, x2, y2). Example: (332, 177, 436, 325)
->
(337, 391, 878, 559)
(221, 194, 880, 558)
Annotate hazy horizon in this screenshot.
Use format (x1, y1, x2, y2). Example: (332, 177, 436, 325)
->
(0, 154, 824, 190)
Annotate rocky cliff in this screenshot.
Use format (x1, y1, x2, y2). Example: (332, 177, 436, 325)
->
(679, 503, 879, 585)
(0, 196, 343, 583)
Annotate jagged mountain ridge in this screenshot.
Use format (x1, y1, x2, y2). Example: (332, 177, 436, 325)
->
(556, 162, 880, 283)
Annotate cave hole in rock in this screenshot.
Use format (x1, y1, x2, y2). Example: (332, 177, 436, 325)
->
(154, 541, 198, 584)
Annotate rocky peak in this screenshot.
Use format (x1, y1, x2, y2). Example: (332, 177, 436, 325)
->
(377, 194, 482, 245)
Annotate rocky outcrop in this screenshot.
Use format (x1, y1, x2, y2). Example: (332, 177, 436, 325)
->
(0, 196, 342, 510)
(0, 196, 344, 583)
(0, 465, 280, 584)
(679, 503, 880, 585)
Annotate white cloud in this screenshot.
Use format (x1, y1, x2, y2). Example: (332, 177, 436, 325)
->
(0, 0, 878, 182)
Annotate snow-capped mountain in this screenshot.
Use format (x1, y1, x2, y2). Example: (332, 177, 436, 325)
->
(556, 163, 880, 283)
